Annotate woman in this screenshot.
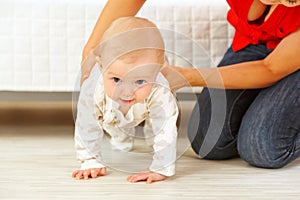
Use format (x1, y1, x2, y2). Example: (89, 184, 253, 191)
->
(81, 0, 300, 169)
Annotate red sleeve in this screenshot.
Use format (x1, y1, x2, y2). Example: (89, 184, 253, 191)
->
(226, 0, 254, 20)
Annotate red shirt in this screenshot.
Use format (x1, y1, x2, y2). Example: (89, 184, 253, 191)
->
(227, 0, 300, 52)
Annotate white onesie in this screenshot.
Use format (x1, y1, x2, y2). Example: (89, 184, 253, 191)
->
(74, 66, 178, 176)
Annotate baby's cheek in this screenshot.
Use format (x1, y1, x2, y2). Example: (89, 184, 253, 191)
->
(135, 85, 153, 102)
(103, 81, 115, 99)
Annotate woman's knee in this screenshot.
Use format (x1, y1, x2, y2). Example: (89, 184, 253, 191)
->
(237, 127, 299, 169)
(187, 89, 239, 160)
(237, 71, 300, 169)
(188, 85, 261, 160)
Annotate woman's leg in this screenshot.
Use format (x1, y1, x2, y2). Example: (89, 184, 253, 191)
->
(237, 70, 300, 168)
(188, 44, 272, 159)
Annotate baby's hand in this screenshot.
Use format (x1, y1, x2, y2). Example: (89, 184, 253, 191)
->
(127, 170, 167, 184)
(72, 168, 106, 180)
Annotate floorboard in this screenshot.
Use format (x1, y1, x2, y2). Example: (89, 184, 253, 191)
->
(0, 101, 299, 200)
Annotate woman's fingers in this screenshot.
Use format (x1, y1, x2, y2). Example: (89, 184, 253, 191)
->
(80, 53, 97, 86)
(80, 74, 90, 86)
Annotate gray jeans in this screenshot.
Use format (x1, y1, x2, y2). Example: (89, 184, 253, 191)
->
(188, 44, 300, 168)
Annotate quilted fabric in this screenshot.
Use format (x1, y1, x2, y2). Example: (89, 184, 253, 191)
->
(0, 0, 232, 91)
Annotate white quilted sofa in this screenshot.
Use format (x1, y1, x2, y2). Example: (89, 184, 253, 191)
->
(0, 0, 232, 94)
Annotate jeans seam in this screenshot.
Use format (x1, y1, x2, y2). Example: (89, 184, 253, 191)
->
(227, 89, 248, 139)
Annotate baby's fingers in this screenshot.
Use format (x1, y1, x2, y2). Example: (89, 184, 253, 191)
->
(72, 170, 80, 178)
(99, 168, 106, 176)
(91, 169, 98, 178)
(128, 171, 167, 184)
(83, 170, 91, 180)
(150, 173, 167, 183)
(127, 173, 148, 183)
(146, 176, 153, 184)
(72, 170, 90, 180)
(75, 171, 85, 180)
(146, 174, 166, 184)
(90, 168, 106, 178)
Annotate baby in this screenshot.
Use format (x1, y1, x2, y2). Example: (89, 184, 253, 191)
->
(72, 17, 179, 184)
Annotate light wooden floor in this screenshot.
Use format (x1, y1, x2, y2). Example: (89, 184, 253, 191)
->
(0, 101, 299, 200)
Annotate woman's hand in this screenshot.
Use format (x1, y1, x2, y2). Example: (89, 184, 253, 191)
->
(127, 170, 167, 184)
(161, 65, 189, 92)
(80, 0, 146, 85)
(72, 167, 106, 180)
(80, 50, 97, 86)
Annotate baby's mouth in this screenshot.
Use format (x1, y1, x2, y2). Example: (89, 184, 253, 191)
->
(120, 99, 135, 104)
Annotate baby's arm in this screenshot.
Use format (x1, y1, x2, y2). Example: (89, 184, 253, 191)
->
(149, 87, 178, 176)
(73, 66, 106, 180)
(128, 85, 179, 183)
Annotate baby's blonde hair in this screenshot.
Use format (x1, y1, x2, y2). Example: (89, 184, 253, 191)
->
(101, 17, 159, 41)
(95, 17, 165, 68)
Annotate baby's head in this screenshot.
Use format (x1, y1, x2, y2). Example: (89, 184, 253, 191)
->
(95, 17, 166, 111)
(96, 16, 165, 68)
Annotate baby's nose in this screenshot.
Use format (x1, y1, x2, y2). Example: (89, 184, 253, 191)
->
(120, 83, 135, 97)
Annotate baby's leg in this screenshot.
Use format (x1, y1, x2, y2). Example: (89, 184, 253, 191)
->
(108, 126, 135, 151)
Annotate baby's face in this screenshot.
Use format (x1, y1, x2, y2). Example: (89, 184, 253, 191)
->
(102, 50, 163, 110)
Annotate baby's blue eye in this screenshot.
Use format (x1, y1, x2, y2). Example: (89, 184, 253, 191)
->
(135, 80, 146, 85)
(113, 77, 121, 83)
